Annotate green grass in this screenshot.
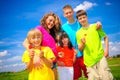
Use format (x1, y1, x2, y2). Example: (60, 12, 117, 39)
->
(108, 58, 120, 80)
(0, 70, 28, 80)
(0, 58, 120, 80)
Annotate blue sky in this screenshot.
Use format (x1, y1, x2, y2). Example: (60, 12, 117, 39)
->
(0, 0, 120, 72)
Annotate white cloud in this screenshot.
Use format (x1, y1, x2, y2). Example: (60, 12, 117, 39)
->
(0, 60, 3, 63)
(102, 32, 120, 56)
(0, 50, 8, 57)
(109, 41, 120, 56)
(0, 63, 25, 72)
(105, 2, 112, 5)
(74, 1, 97, 12)
(6, 56, 22, 62)
(102, 41, 120, 56)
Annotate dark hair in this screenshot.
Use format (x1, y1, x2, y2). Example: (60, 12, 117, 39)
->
(76, 10, 87, 19)
(59, 32, 73, 49)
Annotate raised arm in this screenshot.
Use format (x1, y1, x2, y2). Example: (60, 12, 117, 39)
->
(78, 38, 86, 51)
(23, 38, 30, 50)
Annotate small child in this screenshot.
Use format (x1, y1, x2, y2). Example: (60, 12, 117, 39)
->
(56, 32, 77, 80)
(22, 29, 55, 80)
(76, 10, 113, 80)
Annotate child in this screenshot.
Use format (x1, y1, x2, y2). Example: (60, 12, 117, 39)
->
(62, 5, 88, 80)
(23, 13, 61, 80)
(56, 32, 77, 80)
(76, 10, 113, 80)
(22, 29, 55, 80)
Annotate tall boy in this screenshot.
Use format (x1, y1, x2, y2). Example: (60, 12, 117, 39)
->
(76, 10, 113, 80)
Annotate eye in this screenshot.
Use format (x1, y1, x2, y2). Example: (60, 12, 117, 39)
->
(37, 36, 41, 39)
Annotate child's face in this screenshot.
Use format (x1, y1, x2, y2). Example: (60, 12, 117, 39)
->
(62, 37, 69, 46)
(77, 15, 88, 26)
(63, 8, 74, 19)
(46, 15, 55, 29)
(30, 36, 42, 48)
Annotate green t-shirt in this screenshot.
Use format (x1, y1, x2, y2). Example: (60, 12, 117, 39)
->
(76, 23, 106, 67)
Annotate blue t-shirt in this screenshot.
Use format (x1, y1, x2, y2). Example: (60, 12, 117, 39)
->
(62, 20, 83, 57)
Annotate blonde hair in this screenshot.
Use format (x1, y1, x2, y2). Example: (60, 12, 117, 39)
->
(27, 29, 42, 43)
(63, 4, 73, 11)
(40, 12, 61, 33)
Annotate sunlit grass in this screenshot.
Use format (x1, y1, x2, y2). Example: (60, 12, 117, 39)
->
(0, 58, 120, 80)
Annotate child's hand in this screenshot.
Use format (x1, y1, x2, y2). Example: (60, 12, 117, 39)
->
(58, 52, 64, 58)
(74, 49, 78, 56)
(33, 54, 43, 69)
(96, 21, 102, 30)
(29, 49, 35, 59)
(81, 38, 86, 44)
(57, 61, 65, 66)
(39, 51, 44, 58)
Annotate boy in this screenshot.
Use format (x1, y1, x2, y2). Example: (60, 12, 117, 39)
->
(76, 10, 113, 80)
(62, 4, 101, 80)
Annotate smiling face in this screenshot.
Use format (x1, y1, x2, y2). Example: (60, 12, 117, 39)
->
(63, 8, 74, 19)
(62, 37, 69, 46)
(45, 15, 55, 29)
(27, 29, 42, 48)
(30, 36, 42, 48)
(77, 15, 88, 27)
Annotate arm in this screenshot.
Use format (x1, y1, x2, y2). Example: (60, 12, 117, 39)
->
(26, 51, 34, 72)
(40, 51, 53, 68)
(78, 38, 86, 51)
(26, 59, 34, 72)
(73, 49, 77, 63)
(23, 38, 30, 50)
(104, 36, 109, 57)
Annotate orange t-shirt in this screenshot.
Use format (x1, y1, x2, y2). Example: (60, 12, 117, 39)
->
(56, 46, 74, 67)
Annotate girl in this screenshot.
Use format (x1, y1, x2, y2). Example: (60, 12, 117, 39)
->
(22, 29, 55, 80)
(56, 32, 77, 80)
(23, 13, 61, 80)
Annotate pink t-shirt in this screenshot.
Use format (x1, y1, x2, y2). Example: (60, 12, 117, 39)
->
(36, 25, 57, 56)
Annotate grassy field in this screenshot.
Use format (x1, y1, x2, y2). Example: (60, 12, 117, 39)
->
(0, 57, 120, 80)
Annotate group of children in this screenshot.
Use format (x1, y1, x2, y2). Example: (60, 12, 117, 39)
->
(22, 4, 113, 80)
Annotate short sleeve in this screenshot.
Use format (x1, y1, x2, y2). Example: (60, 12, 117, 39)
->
(97, 28, 106, 39)
(22, 50, 30, 63)
(44, 47, 55, 60)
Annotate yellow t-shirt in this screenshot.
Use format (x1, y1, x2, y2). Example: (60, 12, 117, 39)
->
(22, 46, 55, 80)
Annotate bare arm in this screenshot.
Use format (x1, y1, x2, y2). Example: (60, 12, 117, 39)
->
(78, 38, 86, 51)
(26, 59, 34, 72)
(26, 51, 34, 72)
(23, 38, 30, 50)
(104, 36, 109, 57)
(40, 51, 53, 68)
(73, 49, 77, 63)
(41, 57, 53, 68)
